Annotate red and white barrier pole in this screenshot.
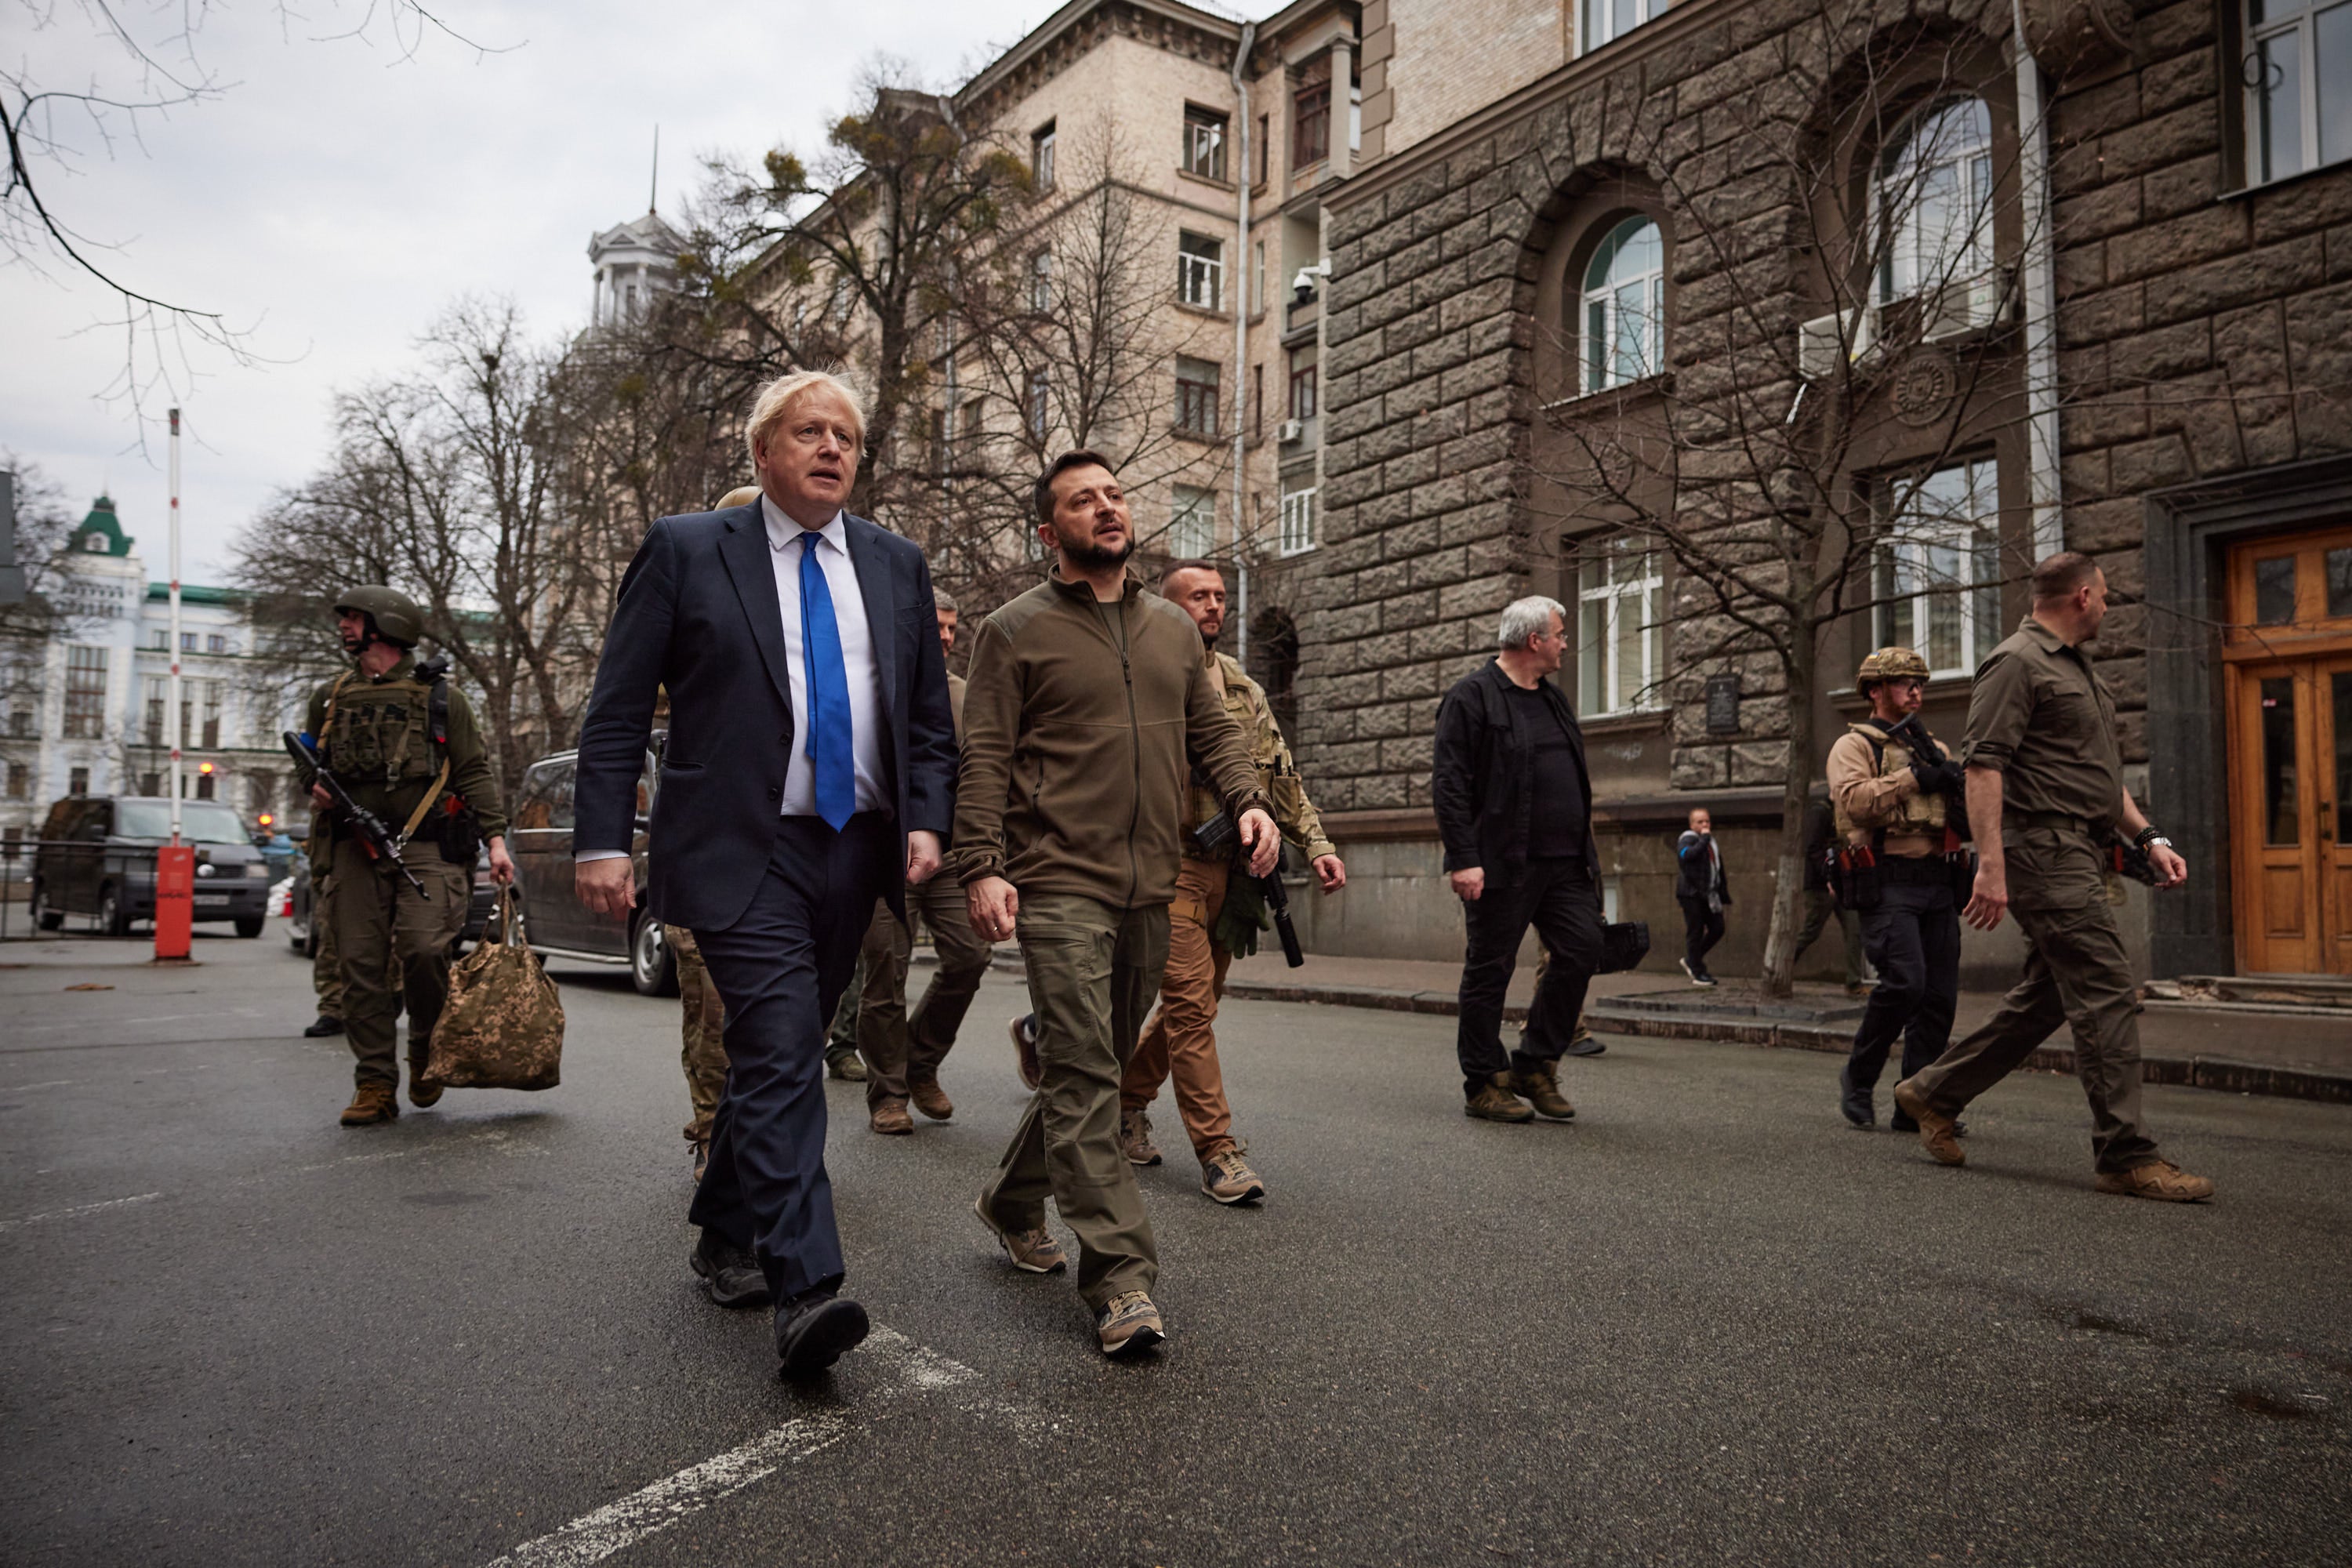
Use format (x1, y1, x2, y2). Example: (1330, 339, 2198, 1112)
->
(155, 408, 193, 962)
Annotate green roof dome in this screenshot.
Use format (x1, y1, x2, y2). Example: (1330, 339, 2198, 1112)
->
(71, 496, 132, 558)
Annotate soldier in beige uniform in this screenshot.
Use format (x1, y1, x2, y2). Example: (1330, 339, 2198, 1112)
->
(855, 590, 993, 1134)
(670, 924, 728, 1180)
(1118, 561, 1344, 1203)
(1828, 647, 1967, 1131)
(1893, 553, 2212, 1201)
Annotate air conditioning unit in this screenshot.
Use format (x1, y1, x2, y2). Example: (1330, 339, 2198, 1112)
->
(1922, 267, 2014, 343)
(1798, 307, 1875, 382)
(1277, 418, 1304, 445)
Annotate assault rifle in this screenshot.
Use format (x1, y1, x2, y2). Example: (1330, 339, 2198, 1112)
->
(1192, 811, 1305, 967)
(1882, 713, 1971, 844)
(285, 730, 430, 898)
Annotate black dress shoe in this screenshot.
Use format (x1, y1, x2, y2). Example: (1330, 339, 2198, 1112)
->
(303, 1015, 344, 1038)
(775, 1292, 869, 1377)
(690, 1230, 771, 1309)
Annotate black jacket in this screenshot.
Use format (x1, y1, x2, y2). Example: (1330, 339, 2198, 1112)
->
(574, 503, 957, 932)
(1432, 660, 1600, 878)
(1676, 830, 1731, 906)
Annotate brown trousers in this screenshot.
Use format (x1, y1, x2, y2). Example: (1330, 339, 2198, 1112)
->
(1907, 827, 2159, 1173)
(1122, 855, 1236, 1160)
(982, 893, 1168, 1310)
(856, 880, 995, 1109)
(667, 924, 728, 1142)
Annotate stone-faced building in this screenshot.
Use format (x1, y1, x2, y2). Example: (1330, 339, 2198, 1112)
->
(1287, 0, 2352, 985)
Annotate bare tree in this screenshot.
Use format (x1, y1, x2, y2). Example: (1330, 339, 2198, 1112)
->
(1534, 7, 2053, 996)
(0, 459, 96, 742)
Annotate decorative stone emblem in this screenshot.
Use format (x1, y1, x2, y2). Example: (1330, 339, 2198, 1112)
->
(1890, 348, 1958, 428)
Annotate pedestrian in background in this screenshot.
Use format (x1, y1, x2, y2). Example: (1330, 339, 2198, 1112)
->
(1118, 559, 1345, 1204)
(1432, 595, 1602, 1126)
(573, 371, 959, 1377)
(955, 449, 1277, 1358)
(1828, 647, 1965, 1131)
(1791, 789, 1868, 998)
(853, 589, 992, 1134)
(1894, 553, 2212, 1202)
(296, 586, 513, 1126)
(1675, 807, 1728, 986)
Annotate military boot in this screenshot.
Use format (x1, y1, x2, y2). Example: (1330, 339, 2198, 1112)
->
(339, 1082, 399, 1127)
(1120, 1109, 1163, 1166)
(1465, 1073, 1534, 1123)
(908, 1074, 954, 1121)
(1508, 1060, 1577, 1121)
(407, 1049, 442, 1109)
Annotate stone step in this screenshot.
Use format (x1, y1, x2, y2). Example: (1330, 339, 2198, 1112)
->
(2161, 975, 2352, 1010)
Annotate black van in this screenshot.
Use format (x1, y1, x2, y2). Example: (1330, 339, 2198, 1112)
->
(31, 796, 272, 937)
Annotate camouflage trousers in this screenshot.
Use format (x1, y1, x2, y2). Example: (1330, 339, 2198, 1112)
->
(666, 924, 729, 1143)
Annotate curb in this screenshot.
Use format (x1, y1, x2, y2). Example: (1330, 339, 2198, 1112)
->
(1218, 979, 2352, 1106)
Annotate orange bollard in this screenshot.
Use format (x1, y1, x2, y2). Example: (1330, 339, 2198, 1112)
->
(154, 844, 194, 961)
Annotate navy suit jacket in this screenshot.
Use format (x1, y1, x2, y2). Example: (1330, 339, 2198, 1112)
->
(573, 502, 957, 932)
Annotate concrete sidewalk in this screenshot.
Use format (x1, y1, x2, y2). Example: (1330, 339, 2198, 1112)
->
(1219, 948, 2352, 1104)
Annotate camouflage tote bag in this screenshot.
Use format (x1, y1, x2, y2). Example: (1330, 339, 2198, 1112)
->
(420, 885, 564, 1091)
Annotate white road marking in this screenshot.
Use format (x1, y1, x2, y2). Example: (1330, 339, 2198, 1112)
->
(2, 1080, 76, 1092)
(482, 1327, 1041, 1568)
(0, 1192, 163, 1232)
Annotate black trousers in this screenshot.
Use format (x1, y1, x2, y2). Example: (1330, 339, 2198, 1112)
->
(1679, 898, 1726, 974)
(1842, 871, 1962, 1107)
(688, 812, 895, 1303)
(1455, 856, 1603, 1096)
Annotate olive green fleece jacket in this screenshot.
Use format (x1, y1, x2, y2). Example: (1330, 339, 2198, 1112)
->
(951, 567, 1270, 910)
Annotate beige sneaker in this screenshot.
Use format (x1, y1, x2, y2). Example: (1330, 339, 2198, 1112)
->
(1465, 1073, 1534, 1123)
(1892, 1079, 1965, 1166)
(2095, 1160, 2216, 1203)
(972, 1193, 1068, 1273)
(1199, 1142, 1266, 1205)
(1120, 1109, 1163, 1166)
(1095, 1290, 1165, 1356)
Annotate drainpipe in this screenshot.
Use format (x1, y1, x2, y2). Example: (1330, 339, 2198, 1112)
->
(1229, 22, 1257, 667)
(2012, 0, 2064, 559)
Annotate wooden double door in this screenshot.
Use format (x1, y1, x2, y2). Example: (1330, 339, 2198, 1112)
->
(2225, 528, 2352, 975)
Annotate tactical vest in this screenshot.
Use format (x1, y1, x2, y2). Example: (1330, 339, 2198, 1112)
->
(1831, 720, 1947, 841)
(322, 669, 447, 792)
(1186, 655, 1266, 839)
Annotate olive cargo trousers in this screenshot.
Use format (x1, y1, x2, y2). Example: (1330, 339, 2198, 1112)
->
(855, 880, 995, 1109)
(982, 892, 1169, 1311)
(329, 838, 468, 1088)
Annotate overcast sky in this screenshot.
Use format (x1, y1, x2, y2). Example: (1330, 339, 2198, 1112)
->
(1, 0, 1075, 584)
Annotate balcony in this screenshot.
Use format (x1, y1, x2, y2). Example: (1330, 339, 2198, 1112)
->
(1283, 292, 1319, 342)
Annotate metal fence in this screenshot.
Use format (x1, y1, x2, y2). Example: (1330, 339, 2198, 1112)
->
(0, 840, 163, 941)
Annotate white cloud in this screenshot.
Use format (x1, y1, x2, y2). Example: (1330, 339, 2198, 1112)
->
(0, 0, 1048, 582)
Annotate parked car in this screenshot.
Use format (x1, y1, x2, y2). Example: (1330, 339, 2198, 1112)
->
(31, 796, 271, 937)
(504, 739, 674, 995)
(285, 844, 499, 957)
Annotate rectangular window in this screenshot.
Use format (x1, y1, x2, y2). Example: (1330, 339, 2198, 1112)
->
(1576, 537, 1665, 716)
(1280, 487, 1319, 557)
(195, 770, 216, 800)
(1294, 82, 1331, 166)
(180, 631, 198, 652)
(1032, 121, 1056, 188)
(1875, 459, 2002, 678)
(1025, 372, 1049, 441)
(201, 682, 223, 749)
(1182, 106, 1229, 182)
(6, 701, 29, 738)
(1177, 231, 1224, 310)
(63, 646, 108, 739)
(144, 678, 165, 746)
(1028, 250, 1053, 313)
(1169, 486, 1216, 557)
(152, 630, 168, 650)
(4, 762, 25, 800)
(1251, 240, 1265, 314)
(1175, 357, 1221, 437)
(2246, 0, 2352, 182)
(140, 771, 161, 797)
(1288, 351, 1319, 419)
(1584, 0, 1670, 51)
(205, 633, 225, 654)
(929, 408, 950, 479)
(1255, 114, 1270, 185)
(69, 766, 89, 797)
(1251, 363, 1265, 441)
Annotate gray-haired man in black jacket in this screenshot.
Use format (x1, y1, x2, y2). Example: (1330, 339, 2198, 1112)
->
(1432, 596, 1603, 1125)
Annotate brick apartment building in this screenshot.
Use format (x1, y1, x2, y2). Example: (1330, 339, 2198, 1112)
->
(1274, 0, 2352, 985)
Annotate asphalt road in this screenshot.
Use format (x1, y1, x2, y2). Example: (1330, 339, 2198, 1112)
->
(4, 926, 2349, 1566)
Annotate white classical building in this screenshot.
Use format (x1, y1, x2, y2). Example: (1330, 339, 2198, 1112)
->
(0, 498, 291, 839)
(587, 210, 683, 326)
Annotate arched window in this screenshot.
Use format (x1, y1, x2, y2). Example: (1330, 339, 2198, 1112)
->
(1875, 98, 1994, 303)
(1580, 215, 1664, 394)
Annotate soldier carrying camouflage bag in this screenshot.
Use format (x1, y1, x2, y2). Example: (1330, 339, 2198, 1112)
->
(419, 886, 564, 1092)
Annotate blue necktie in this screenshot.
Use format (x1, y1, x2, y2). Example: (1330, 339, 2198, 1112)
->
(798, 532, 855, 830)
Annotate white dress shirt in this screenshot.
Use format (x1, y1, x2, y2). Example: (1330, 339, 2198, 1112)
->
(578, 496, 886, 864)
(761, 495, 886, 818)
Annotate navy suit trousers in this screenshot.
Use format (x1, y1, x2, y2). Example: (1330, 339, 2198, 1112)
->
(687, 811, 895, 1302)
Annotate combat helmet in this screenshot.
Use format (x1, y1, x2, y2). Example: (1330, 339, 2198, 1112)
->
(1855, 645, 1930, 695)
(334, 586, 426, 650)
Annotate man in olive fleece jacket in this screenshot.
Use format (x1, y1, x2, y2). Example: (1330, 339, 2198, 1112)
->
(954, 449, 1278, 1358)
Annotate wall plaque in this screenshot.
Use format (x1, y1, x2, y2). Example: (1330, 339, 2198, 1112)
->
(1704, 673, 1741, 735)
